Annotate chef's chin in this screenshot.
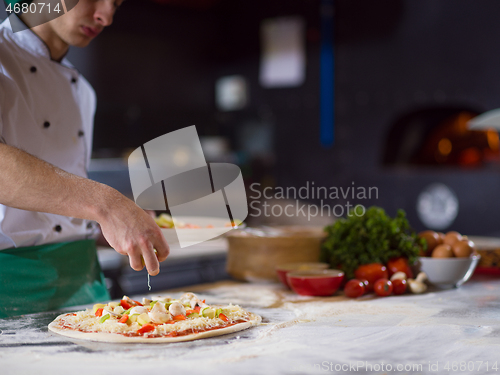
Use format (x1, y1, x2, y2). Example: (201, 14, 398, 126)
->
(68, 34, 94, 48)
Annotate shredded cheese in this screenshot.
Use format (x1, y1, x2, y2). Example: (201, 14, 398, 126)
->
(57, 304, 251, 336)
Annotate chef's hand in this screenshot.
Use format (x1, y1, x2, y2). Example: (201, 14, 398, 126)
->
(97, 190, 169, 276)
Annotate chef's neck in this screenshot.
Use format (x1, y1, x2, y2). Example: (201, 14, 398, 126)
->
(30, 23, 69, 62)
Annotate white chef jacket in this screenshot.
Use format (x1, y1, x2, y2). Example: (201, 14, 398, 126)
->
(0, 16, 98, 250)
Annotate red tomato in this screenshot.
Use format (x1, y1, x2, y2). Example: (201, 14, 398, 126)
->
(344, 279, 365, 298)
(120, 299, 132, 310)
(386, 257, 413, 279)
(137, 324, 155, 335)
(358, 279, 371, 292)
(354, 263, 389, 288)
(392, 279, 407, 295)
(374, 279, 393, 297)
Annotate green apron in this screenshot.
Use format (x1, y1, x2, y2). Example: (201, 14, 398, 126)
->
(0, 239, 110, 318)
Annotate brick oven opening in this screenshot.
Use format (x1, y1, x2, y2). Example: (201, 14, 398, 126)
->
(382, 106, 500, 168)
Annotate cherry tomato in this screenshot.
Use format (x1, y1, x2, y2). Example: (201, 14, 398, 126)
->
(354, 263, 388, 289)
(359, 279, 370, 292)
(344, 279, 365, 298)
(386, 257, 413, 279)
(392, 279, 407, 295)
(374, 279, 393, 297)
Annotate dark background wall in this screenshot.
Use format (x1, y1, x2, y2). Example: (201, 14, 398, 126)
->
(3, 0, 500, 235)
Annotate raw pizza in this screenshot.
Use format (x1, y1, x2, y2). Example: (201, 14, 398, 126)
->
(48, 293, 261, 343)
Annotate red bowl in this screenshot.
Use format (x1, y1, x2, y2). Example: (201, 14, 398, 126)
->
(276, 263, 329, 288)
(287, 269, 344, 296)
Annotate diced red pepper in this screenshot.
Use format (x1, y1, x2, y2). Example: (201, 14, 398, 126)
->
(219, 313, 229, 322)
(185, 309, 196, 316)
(131, 299, 143, 306)
(95, 308, 103, 317)
(120, 300, 132, 310)
(202, 299, 206, 303)
(137, 324, 155, 335)
(194, 306, 201, 313)
(173, 314, 186, 321)
(119, 314, 129, 324)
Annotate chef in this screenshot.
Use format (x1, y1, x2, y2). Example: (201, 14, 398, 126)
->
(0, 0, 169, 318)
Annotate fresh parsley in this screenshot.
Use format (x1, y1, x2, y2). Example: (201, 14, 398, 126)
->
(320, 206, 423, 279)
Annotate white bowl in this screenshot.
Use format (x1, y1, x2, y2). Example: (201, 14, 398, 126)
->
(416, 255, 481, 288)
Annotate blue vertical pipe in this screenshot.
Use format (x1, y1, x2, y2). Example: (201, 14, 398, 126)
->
(320, 0, 335, 147)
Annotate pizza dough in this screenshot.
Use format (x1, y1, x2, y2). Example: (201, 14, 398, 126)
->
(48, 293, 261, 343)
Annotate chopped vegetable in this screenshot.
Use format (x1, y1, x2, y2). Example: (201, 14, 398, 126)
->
(95, 308, 104, 317)
(137, 324, 155, 335)
(123, 307, 133, 315)
(219, 313, 229, 322)
(187, 312, 199, 318)
(99, 314, 110, 323)
(320, 207, 422, 279)
(120, 299, 132, 310)
(173, 314, 186, 321)
(215, 308, 222, 318)
(92, 304, 106, 314)
(150, 301, 157, 309)
(119, 314, 129, 324)
(201, 307, 215, 319)
(137, 313, 151, 326)
(185, 309, 196, 316)
(194, 305, 201, 313)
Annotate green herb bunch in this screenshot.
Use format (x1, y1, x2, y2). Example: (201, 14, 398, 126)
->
(320, 206, 422, 280)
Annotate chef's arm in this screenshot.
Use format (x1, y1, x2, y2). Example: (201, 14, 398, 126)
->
(0, 143, 169, 275)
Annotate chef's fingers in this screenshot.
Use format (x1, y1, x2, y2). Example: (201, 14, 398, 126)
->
(127, 246, 144, 271)
(153, 232, 170, 262)
(141, 241, 160, 276)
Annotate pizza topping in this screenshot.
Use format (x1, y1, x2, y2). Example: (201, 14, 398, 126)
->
(168, 302, 186, 317)
(129, 306, 149, 316)
(149, 300, 171, 324)
(201, 307, 216, 319)
(218, 313, 229, 322)
(180, 292, 196, 304)
(52, 293, 257, 339)
(102, 307, 121, 318)
(137, 313, 152, 326)
(137, 324, 156, 335)
(113, 306, 125, 315)
(190, 296, 208, 310)
(122, 296, 143, 307)
(120, 299, 133, 310)
(93, 304, 106, 314)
